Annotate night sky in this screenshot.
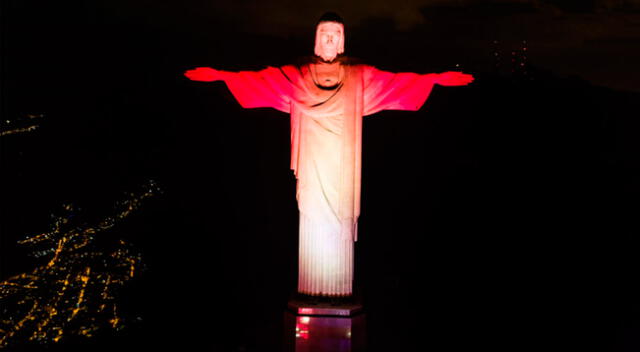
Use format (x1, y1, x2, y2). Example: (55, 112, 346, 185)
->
(2, 1, 640, 351)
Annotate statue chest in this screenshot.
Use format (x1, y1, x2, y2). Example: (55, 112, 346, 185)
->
(310, 63, 344, 88)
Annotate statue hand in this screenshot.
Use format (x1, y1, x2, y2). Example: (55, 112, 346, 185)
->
(184, 67, 221, 82)
(436, 71, 474, 86)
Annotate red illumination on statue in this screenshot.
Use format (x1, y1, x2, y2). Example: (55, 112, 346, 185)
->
(185, 12, 474, 298)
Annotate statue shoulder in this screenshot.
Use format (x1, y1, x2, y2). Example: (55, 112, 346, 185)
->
(339, 56, 365, 66)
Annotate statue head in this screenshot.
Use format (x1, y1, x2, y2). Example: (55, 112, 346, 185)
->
(314, 12, 345, 62)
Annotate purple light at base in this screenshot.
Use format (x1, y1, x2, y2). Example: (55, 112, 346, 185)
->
(295, 315, 352, 351)
(284, 311, 366, 352)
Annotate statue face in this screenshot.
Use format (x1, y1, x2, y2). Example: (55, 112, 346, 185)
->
(314, 21, 345, 62)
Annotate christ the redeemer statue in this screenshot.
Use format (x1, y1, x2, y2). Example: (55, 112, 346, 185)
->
(185, 12, 474, 298)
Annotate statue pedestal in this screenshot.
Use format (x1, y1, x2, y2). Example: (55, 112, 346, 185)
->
(283, 310, 367, 352)
(287, 297, 363, 317)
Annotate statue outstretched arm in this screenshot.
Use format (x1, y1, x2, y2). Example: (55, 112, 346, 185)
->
(184, 67, 222, 81)
(434, 71, 474, 86)
(184, 66, 292, 114)
(362, 66, 474, 116)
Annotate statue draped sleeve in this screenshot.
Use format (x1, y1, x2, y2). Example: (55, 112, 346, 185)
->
(362, 65, 438, 116)
(218, 67, 293, 114)
(214, 63, 438, 246)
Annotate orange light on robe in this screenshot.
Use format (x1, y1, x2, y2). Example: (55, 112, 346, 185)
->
(212, 63, 441, 296)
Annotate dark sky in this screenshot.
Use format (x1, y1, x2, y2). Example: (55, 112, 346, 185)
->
(83, 0, 640, 92)
(2, 0, 639, 92)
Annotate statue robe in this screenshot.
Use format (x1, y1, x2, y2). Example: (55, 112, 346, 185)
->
(218, 62, 437, 296)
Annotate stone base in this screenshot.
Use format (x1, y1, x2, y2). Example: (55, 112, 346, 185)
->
(287, 297, 363, 317)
